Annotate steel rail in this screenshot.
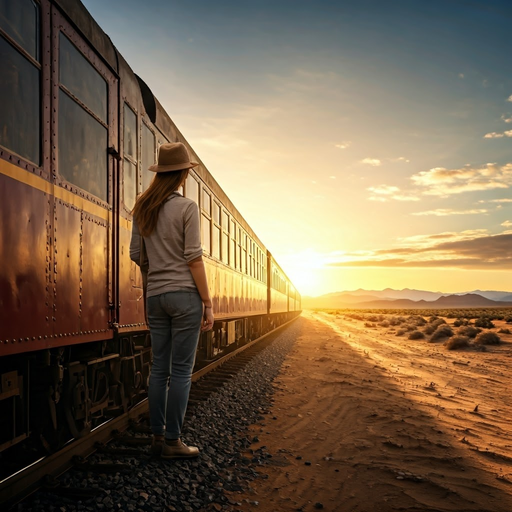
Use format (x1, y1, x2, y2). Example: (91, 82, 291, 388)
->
(0, 315, 299, 508)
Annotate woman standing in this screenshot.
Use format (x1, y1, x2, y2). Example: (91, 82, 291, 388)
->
(130, 142, 214, 459)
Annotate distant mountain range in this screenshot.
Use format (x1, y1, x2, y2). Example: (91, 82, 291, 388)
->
(303, 288, 512, 309)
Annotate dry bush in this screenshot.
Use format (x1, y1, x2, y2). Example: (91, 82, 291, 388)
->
(430, 325, 454, 342)
(474, 331, 501, 345)
(474, 316, 495, 329)
(453, 318, 470, 327)
(444, 335, 470, 350)
(395, 329, 405, 336)
(379, 320, 390, 327)
(403, 324, 416, 332)
(456, 325, 481, 339)
(408, 330, 425, 340)
(498, 328, 511, 334)
(389, 316, 404, 326)
(408, 315, 427, 326)
(364, 322, 375, 328)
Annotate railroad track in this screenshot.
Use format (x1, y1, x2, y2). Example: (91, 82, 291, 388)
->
(1, 318, 297, 509)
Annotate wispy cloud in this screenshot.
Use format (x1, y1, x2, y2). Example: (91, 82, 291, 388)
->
(368, 185, 399, 195)
(478, 198, 512, 204)
(501, 220, 512, 227)
(367, 185, 420, 202)
(458, 73, 464, 79)
(410, 162, 512, 196)
(335, 141, 351, 149)
(326, 231, 512, 270)
(507, 94, 512, 102)
(412, 208, 488, 216)
(483, 130, 512, 138)
(501, 114, 512, 123)
(361, 158, 381, 166)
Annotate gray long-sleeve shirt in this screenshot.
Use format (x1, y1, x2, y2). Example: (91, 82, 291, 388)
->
(129, 192, 203, 297)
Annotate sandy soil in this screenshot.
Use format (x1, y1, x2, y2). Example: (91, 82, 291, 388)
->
(228, 311, 512, 512)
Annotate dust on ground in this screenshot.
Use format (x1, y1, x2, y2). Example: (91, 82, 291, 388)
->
(227, 310, 512, 512)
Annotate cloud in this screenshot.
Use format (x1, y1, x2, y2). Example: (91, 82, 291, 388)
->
(368, 185, 399, 195)
(484, 130, 512, 138)
(501, 114, 512, 123)
(335, 141, 351, 149)
(479, 198, 512, 204)
(367, 185, 419, 202)
(412, 208, 488, 216)
(361, 158, 381, 166)
(508, 94, 512, 102)
(410, 162, 512, 196)
(458, 73, 464, 79)
(501, 220, 512, 227)
(395, 156, 410, 163)
(326, 232, 512, 270)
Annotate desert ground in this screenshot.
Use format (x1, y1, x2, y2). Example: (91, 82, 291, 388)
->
(229, 310, 512, 512)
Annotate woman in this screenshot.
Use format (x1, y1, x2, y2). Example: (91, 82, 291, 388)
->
(130, 142, 214, 459)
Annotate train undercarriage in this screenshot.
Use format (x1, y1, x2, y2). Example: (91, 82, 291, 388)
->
(0, 311, 299, 477)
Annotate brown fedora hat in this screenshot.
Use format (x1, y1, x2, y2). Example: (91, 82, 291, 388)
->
(148, 142, 199, 172)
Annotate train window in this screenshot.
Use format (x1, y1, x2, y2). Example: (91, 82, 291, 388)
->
(201, 213, 211, 255)
(124, 103, 137, 160)
(0, 0, 39, 60)
(124, 159, 137, 210)
(123, 103, 137, 209)
(222, 211, 229, 231)
(141, 123, 155, 191)
(0, 35, 40, 164)
(59, 90, 108, 200)
(213, 202, 221, 224)
(60, 33, 107, 123)
(229, 236, 235, 268)
(242, 247, 247, 273)
(212, 225, 220, 260)
(185, 173, 199, 204)
(202, 189, 211, 215)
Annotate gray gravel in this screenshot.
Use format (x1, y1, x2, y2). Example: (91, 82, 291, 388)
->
(18, 318, 301, 512)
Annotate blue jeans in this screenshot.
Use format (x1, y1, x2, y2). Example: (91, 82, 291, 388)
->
(147, 290, 203, 439)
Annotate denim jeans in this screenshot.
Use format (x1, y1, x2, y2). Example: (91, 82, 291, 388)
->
(147, 290, 202, 439)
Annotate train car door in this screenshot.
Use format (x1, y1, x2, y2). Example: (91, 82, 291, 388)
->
(51, 10, 118, 343)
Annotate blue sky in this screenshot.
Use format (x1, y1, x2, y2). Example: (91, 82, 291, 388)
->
(83, 0, 512, 295)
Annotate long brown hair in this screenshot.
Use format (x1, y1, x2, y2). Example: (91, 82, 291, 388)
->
(132, 169, 188, 236)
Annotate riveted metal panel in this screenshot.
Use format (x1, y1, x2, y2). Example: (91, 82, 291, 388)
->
(80, 213, 109, 332)
(53, 200, 80, 335)
(116, 224, 145, 328)
(0, 174, 52, 350)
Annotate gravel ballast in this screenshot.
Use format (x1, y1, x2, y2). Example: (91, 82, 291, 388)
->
(19, 318, 301, 512)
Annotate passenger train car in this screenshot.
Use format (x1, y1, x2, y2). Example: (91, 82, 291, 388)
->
(0, 0, 300, 455)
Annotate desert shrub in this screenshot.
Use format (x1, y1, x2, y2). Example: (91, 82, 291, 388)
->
(474, 316, 495, 329)
(395, 329, 405, 336)
(453, 318, 470, 327)
(408, 330, 425, 340)
(498, 328, 511, 334)
(430, 325, 454, 342)
(389, 316, 405, 326)
(379, 320, 390, 327)
(408, 315, 426, 326)
(428, 315, 441, 323)
(402, 324, 416, 332)
(474, 331, 501, 345)
(444, 335, 470, 350)
(456, 325, 481, 338)
(364, 322, 375, 328)
(505, 315, 512, 323)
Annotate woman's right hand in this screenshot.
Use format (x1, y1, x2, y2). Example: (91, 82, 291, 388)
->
(201, 306, 214, 331)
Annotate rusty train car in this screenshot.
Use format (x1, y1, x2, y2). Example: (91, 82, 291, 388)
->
(0, 0, 301, 457)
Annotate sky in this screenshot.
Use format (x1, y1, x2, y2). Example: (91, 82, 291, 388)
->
(83, 0, 512, 296)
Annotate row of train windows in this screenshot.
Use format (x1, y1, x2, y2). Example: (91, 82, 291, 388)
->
(272, 270, 288, 294)
(184, 175, 267, 282)
(0, 2, 268, 284)
(0, 1, 111, 201)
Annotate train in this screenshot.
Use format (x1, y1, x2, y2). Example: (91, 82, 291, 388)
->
(0, 0, 301, 459)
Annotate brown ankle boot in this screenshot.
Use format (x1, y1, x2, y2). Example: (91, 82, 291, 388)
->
(161, 439, 199, 459)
